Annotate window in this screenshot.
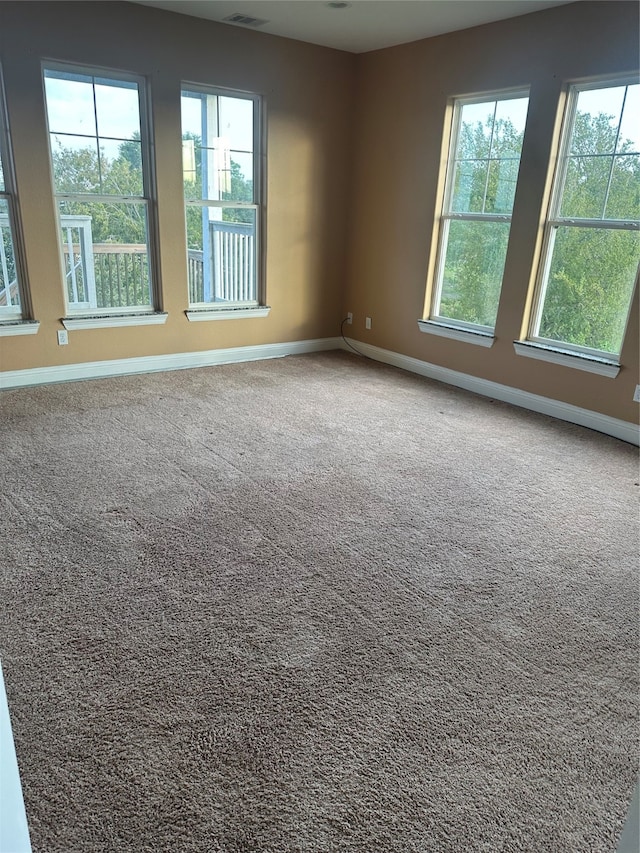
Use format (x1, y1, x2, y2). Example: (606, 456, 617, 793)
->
(0, 73, 26, 323)
(429, 91, 529, 332)
(528, 78, 639, 360)
(43, 66, 155, 316)
(181, 86, 261, 312)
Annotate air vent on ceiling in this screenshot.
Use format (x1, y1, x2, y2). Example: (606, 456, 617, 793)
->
(223, 12, 269, 27)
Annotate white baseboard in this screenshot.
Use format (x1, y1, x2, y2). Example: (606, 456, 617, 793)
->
(1, 335, 637, 445)
(0, 337, 343, 390)
(343, 338, 640, 446)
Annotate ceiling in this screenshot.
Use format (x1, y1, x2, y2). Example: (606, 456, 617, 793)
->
(131, 0, 580, 53)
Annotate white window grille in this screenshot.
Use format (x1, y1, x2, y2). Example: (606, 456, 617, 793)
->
(43, 65, 155, 315)
(430, 90, 530, 331)
(528, 78, 640, 359)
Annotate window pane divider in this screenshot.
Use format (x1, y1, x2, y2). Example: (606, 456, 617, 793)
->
(549, 217, 639, 231)
(56, 193, 147, 204)
(185, 200, 258, 209)
(602, 85, 628, 217)
(445, 212, 512, 223)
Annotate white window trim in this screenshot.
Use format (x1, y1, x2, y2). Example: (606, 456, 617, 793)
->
(525, 75, 640, 361)
(186, 306, 270, 322)
(417, 319, 494, 347)
(0, 320, 39, 336)
(181, 84, 264, 310)
(43, 63, 158, 318)
(428, 88, 529, 333)
(0, 71, 29, 322)
(62, 312, 167, 330)
(513, 340, 620, 378)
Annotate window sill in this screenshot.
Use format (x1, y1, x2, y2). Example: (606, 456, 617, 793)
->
(0, 320, 40, 337)
(418, 319, 494, 348)
(186, 306, 271, 322)
(62, 312, 168, 330)
(513, 341, 620, 377)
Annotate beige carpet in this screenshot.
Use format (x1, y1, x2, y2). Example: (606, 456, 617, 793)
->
(0, 351, 638, 852)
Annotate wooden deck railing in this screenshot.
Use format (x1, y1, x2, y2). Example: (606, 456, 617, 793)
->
(0, 214, 256, 312)
(63, 242, 150, 310)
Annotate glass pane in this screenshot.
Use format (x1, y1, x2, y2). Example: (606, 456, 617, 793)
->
(538, 226, 640, 355)
(605, 155, 640, 220)
(183, 140, 202, 201)
(560, 155, 611, 218)
(94, 80, 140, 140)
(99, 138, 144, 196)
(451, 95, 527, 215)
(0, 198, 20, 311)
(50, 135, 100, 194)
(223, 152, 253, 203)
(187, 204, 257, 305)
(181, 91, 256, 204)
(44, 73, 97, 137)
(451, 160, 488, 213)
(195, 144, 232, 202)
(456, 101, 494, 159)
(185, 206, 205, 304)
(59, 199, 151, 311)
(485, 158, 520, 214)
(0, 149, 4, 192)
(218, 96, 253, 152)
(181, 92, 203, 139)
(572, 86, 625, 156)
(437, 219, 510, 327)
(617, 84, 640, 154)
(492, 97, 528, 158)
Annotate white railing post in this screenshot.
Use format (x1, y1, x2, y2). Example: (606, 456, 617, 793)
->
(79, 218, 97, 309)
(61, 215, 97, 310)
(64, 225, 80, 305)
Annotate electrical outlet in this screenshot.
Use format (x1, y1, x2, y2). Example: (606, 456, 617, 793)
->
(633, 384, 640, 403)
(57, 329, 68, 346)
(347, 312, 353, 325)
(365, 317, 372, 330)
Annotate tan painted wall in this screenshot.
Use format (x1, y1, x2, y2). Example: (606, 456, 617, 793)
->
(345, 1, 640, 424)
(0, 1, 355, 372)
(0, 1, 638, 427)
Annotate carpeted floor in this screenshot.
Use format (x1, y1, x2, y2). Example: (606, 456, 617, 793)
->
(0, 351, 638, 852)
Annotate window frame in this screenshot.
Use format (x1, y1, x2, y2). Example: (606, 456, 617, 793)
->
(0, 67, 30, 325)
(429, 87, 530, 335)
(42, 61, 160, 318)
(180, 83, 264, 314)
(527, 75, 640, 361)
